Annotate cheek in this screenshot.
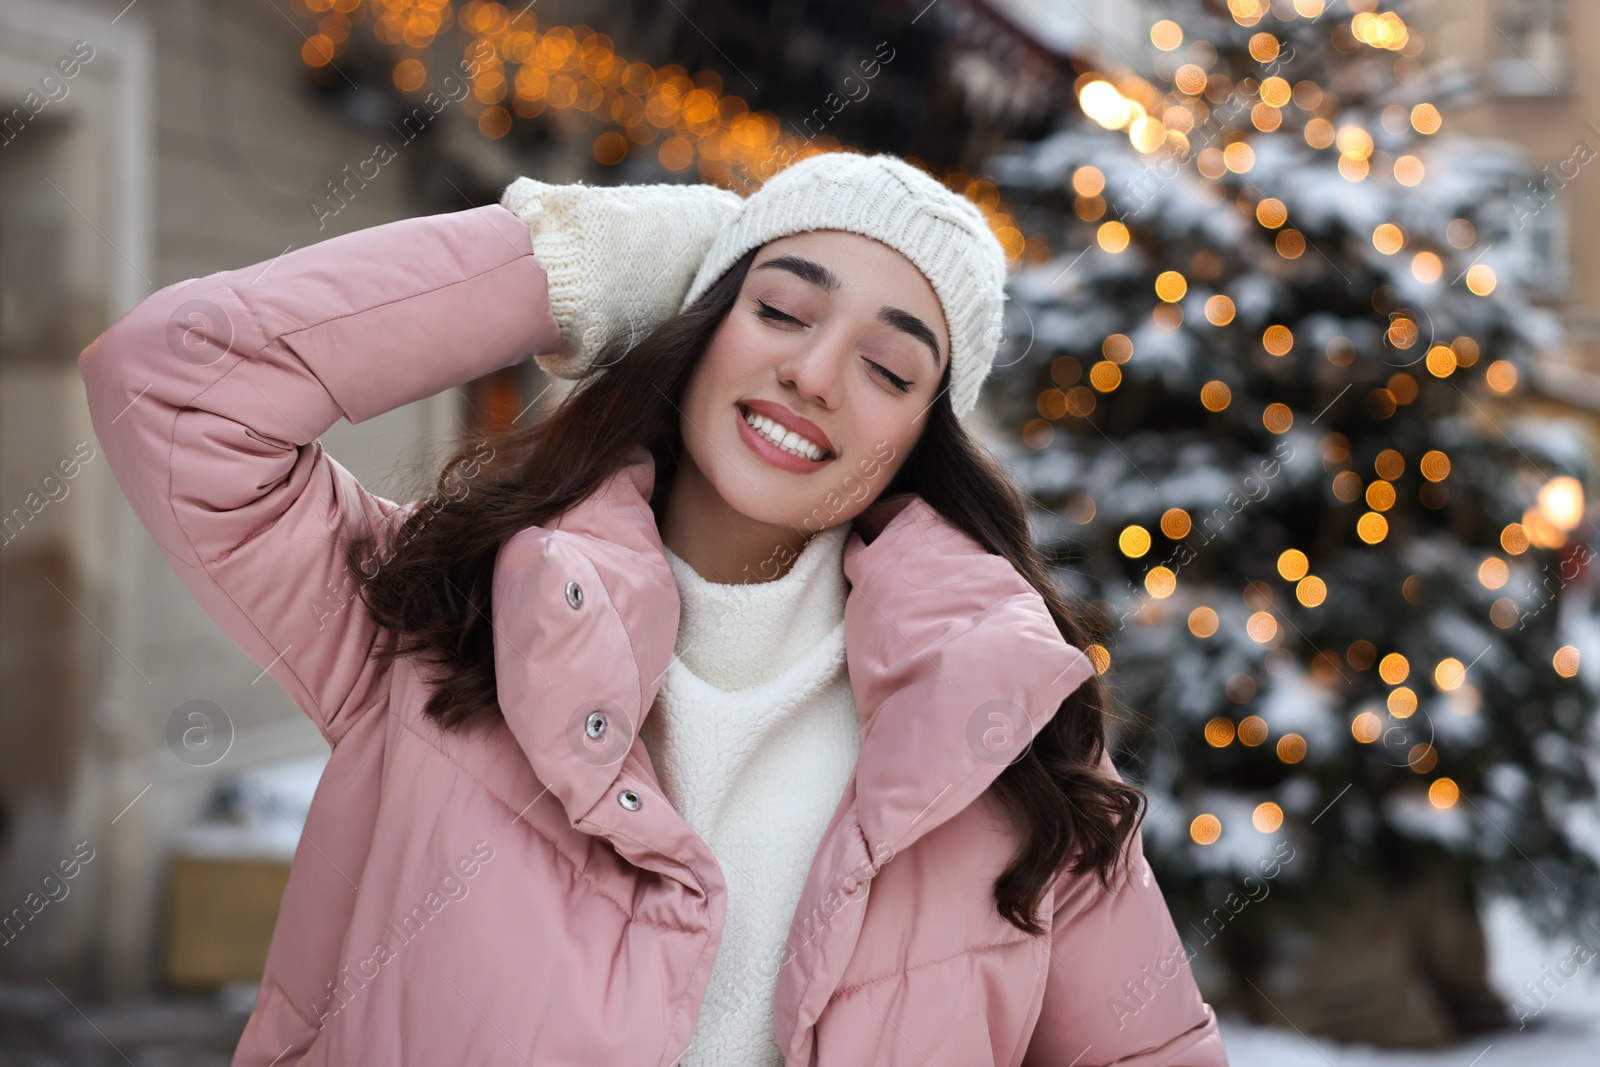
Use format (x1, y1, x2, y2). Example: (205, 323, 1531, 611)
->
(691, 320, 766, 403)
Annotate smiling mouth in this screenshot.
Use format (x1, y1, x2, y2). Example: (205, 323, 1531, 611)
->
(737, 403, 835, 462)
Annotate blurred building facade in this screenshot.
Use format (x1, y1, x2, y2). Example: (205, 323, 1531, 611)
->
(1429, 0, 1600, 418)
(0, 0, 606, 999)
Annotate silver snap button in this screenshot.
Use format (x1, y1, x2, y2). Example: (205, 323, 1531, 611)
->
(618, 789, 642, 811)
(565, 580, 583, 609)
(585, 711, 608, 739)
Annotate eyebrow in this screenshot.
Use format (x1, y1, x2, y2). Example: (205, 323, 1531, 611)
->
(751, 255, 944, 374)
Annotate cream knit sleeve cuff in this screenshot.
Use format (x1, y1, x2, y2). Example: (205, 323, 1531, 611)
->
(500, 176, 745, 380)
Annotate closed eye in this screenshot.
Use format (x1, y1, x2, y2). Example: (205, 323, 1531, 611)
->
(869, 362, 912, 393)
(755, 300, 913, 394)
(755, 300, 801, 326)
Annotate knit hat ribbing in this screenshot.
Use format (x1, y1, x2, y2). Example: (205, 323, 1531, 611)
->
(681, 151, 1009, 420)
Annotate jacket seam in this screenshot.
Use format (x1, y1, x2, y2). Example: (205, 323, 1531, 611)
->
(263, 971, 320, 1034)
(160, 277, 350, 744)
(393, 713, 702, 937)
(245, 245, 534, 350)
(828, 936, 1033, 1000)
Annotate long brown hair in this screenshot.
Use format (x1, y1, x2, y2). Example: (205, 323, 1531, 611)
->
(344, 244, 1144, 936)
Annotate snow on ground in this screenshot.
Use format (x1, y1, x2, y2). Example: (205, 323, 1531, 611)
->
(1223, 896, 1600, 1065)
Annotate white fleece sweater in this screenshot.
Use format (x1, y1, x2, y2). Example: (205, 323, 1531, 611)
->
(639, 521, 862, 1067)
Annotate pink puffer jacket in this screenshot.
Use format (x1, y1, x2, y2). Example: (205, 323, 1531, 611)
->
(78, 202, 1227, 1066)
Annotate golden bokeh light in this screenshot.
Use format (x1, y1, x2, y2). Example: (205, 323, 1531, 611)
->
(1176, 64, 1208, 95)
(1305, 117, 1335, 149)
(1374, 449, 1405, 480)
(1151, 20, 1184, 50)
(1238, 715, 1269, 746)
(1253, 802, 1284, 832)
(1466, 264, 1497, 295)
(1103, 333, 1134, 363)
(1161, 508, 1192, 539)
(1409, 743, 1438, 774)
(1205, 716, 1236, 747)
(1500, 522, 1530, 554)
(1424, 344, 1456, 376)
(1079, 80, 1132, 129)
(1120, 525, 1152, 558)
(1554, 646, 1581, 678)
(1072, 166, 1106, 197)
(1394, 155, 1425, 185)
(1366, 480, 1396, 511)
(1190, 814, 1222, 845)
(1156, 271, 1189, 302)
(1201, 380, 1233, 411)
(1276, 733, 1307, 763)
(1332, 471, 1363, 502)
(1412, 252, 1443, 284)
(1387, 318, 1419, 350)
(1434, 657, 1466, 691)
(1256, 198, 1289, 228)
(1485, 360, 1518, 394)
(1337, 125, 1374, 156)
(1429, 778, 1459, 808)
(1089, 361, 1123, 392)
(1296, 575, 1327, 607)
(1256, 110, 1286, 140)
(1190, 606, 1220, 638)
(1086, 644, 1112, 673)
(1420, 450, 1451, 481)
(1538, 475, 1586, 532)
(1246, 611, 1278, 643)
(1379, 652, 1410, 685)
(1204, 295, 1237, 327)
(1098, 220, 1131, 252)
(1263, 403, 1294, 433)
(1388, 685, 1418, 718)
(1411, 103, 1442, 134)
(1372, 223, 1405, 254)
(1263, 325, 1294, 356)
(1357, 511, 1389, 543)
(1339, 152, 1370, 181)
(1145, 566, 1177, 598)
(1352, 711, 1383, 743)
(393, 57, 427, 92)
(1278, 549, 1309, 581)
(1477, 557, 1508, 589)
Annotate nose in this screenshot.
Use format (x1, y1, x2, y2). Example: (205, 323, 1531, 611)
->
(775, 328, 848, 411)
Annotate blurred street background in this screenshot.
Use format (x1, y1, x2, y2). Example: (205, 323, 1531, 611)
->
(1, 0, 1597, 1062)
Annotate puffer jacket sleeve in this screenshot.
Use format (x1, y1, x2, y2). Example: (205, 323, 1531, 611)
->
(1021, 765, 1229, 1066)
(77, 204, 560, 745)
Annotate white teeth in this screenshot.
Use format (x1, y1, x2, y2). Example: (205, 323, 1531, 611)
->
(743, 408, 827, 461)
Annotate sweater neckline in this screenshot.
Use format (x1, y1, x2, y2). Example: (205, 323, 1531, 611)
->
(661, 521, 853, 693)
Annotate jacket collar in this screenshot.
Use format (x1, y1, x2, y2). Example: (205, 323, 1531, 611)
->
(523, 445, 1096, 1061)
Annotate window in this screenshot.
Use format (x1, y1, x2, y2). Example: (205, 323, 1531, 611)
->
(1490, 0, 1570, 97)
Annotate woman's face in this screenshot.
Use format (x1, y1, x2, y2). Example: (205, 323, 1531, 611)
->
(675, 229, 950, 538)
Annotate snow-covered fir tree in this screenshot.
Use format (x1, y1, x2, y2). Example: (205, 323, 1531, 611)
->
(983, 0, 1598, 1042)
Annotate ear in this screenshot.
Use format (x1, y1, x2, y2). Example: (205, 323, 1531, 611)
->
(851, 491, 919, 544)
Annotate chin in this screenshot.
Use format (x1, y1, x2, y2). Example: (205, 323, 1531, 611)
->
(701, 459, 823, 531)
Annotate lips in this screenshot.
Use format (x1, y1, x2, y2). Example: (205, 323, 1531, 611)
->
(738, 398, 836, 458)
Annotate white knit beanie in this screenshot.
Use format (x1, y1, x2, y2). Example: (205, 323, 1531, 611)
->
(681, 151, 1009, 420)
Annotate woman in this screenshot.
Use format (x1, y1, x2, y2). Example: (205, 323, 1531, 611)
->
(79, 151, 1225, 1065)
